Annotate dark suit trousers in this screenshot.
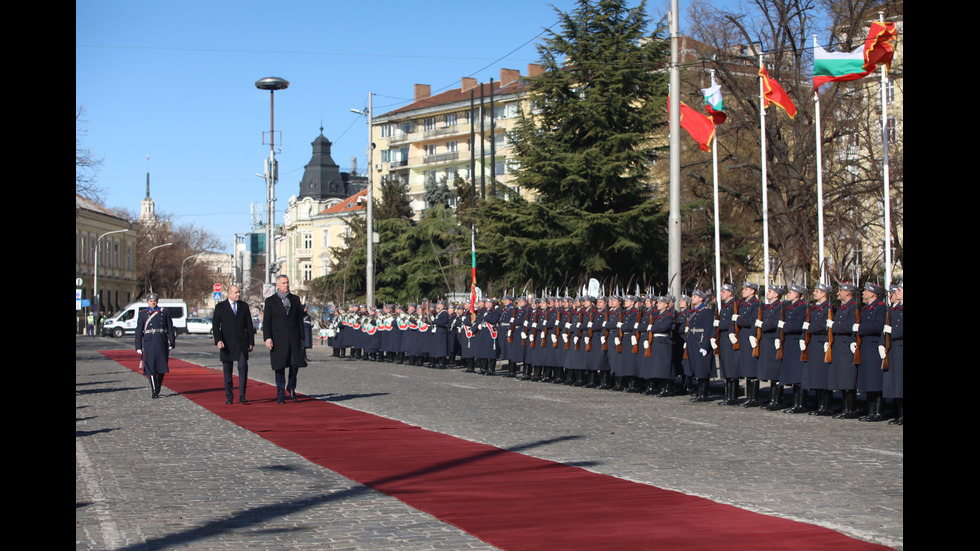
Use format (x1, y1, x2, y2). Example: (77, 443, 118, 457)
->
(222, 351, 249, 401)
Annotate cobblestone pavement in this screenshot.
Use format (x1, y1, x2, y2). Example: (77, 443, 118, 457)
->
(77, 335, 902, 550)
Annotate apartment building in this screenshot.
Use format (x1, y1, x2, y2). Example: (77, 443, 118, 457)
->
(372, 65, 543, 214)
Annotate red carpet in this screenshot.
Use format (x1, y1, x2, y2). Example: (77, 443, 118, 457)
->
(102, 350, 893, 550)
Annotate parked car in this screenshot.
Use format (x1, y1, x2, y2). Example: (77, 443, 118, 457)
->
(185, 317, 214, 335)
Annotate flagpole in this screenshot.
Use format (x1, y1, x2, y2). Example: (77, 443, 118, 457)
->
(813, 36, 826, 274)
(878, 12, 892, 288)
(710, 70, 722, 307)
(759, 54, 771, 291)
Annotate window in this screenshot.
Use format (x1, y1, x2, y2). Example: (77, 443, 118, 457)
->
(885, 80, 895, 104)
(424, 144, 437, 156)
(446, 140, 458, 152)
(423, 117, 436, 131)
(301, 262, 313, 282)
(444, 113, 457, 127)
(302, 232, 312, 249)
(380, 124, 393, 138)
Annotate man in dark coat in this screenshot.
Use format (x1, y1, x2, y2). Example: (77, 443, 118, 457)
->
(135, 294, 176, 399)
(213, 285, 255, 404)
(263, 275, 308, 403)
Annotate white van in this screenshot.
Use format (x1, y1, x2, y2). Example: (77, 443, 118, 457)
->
(101, 299, 188, 338)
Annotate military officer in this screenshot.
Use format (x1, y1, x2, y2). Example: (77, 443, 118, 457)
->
(758, 284, 785, 410)
(685, 290, 715, 402)
(857, 282, 887, 422)
(881, 281, 903, 425)
(829, 282, 860, 419)
(779, 284, 808, 413)
(735, 282, 761, 407)
(714, 284, 741, 405)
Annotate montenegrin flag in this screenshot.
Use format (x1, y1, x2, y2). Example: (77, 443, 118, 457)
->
(759, 65, 797, 118)
(812, 45, 872, 90)
(701, 79, 727, 124)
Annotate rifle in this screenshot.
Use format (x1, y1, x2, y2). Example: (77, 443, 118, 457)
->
(752, 299, 763, 358)
(775, 302, 785, 361)
(616, 309, 624, 353)
(631, 309, 639, 354)
(586, 308, 594, 352)
(731, 300, 740, 350)
(823, 302, 834, 364)
(645, 310, 654, 358)
(800, 302, 811, 362)
(853, 302, 862, 364)
(881, 306, 891, 371)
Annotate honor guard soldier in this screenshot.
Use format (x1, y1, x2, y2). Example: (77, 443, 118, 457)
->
(685, 290, 715, 402)
(803, 282, 834, 415)
(715, 284, 741, 405)
(431, 300, 451, 369)
(881, 282, 903, 425)
(735, 282, 761, 406)
(642, 295, 676, 396)
(135, 293, 176, 399)
(779, 284, 808, 413)
(857, 282, 887, 421)
(758, 284, 785, 410)
(829, 282, 860, 419)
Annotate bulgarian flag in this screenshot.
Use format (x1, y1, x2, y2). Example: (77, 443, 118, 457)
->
(863, 20, 898, 71)
(812, 45, 873, 90)
(701, 78, 727, 124)
(759, 65, 797, 118)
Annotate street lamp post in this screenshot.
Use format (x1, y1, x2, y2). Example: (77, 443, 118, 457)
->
(94, 228, 130, 313)
(350, 92, 375, 307)
(145, 242, 174, 295)
(255, 76, 289, 285)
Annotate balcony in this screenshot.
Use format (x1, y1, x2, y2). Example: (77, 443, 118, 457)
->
(423, 151, 459, 164)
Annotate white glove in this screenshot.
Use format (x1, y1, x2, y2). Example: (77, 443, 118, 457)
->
(683, 342, 687, 349)
(584, 337, 591, 346)
(646, 325, 652, 332)
(564, 322, 571, 329)
(827, 320, 834, 329)
(532, 322, 538, 328)
(883, 325, 892, 334)
(802, 321, 810, 331)
(601, 336, 606, 345)
(562, 334, 568, 343)
(878, 345, 886, 359)
(823, 342, 829, 353)
(713, 319, 719, 327)
(749, 336, 758, 348)
(137, 349, 143, 355)
(643, 340, 649, 349)
(754, 319, 763, 328)
(684, 326, 689, 334)
(551, 334, 557, 344)
(732, 314, 739, 322)
(852, 323, 860, 332)
(630, 335, 637, 346)
(587, 321, 593, 328)
(799, 340, 806, 351)
(777, 320, 785, 329)
(710, 338, 718, 350)
(728, 333, 737, 345)
(849, 342, 857, 353)
(633, 323, 639, 330)
(573, 336, 579, 346)
(774, 340, 781, 350)
(614, 337, 621, 346)
(521, 332, 526, 340)
(616, 322, 623, 328)
(700, 348, 708, 357)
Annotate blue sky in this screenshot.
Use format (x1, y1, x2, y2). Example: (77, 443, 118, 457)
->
(76, 0, 692, 252)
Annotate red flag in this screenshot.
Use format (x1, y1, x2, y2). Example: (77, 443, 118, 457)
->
(677, 101, 716, 152)
(863, 21, 897, 71)
(759, 65, 797, 119)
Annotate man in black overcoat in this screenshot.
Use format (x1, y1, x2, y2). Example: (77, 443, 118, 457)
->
(263, 275, 308, 403)
(213, 285, 255, 404)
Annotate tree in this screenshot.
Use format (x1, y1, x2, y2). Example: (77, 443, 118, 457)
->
(485, 0, 670, 286)
(76, 106, 105, 202)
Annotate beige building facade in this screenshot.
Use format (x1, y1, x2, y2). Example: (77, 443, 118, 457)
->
(75, 193, 139, 317)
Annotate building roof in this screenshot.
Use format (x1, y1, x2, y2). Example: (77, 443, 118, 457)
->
(380, 78, 530, 119)
(76, 193, 130, 223)
(321, 189, 367, 215)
